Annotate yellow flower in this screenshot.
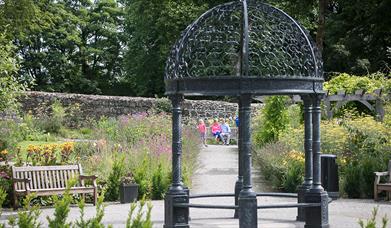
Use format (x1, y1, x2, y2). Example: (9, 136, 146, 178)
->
(284, 150, 305, 163)
(61, 142, 74, 157)
(0, 149, 8, 155)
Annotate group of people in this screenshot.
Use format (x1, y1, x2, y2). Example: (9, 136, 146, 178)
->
(198, 117, 238, 146)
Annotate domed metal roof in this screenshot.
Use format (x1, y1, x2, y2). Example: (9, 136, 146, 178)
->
(165, 0, 324, 96)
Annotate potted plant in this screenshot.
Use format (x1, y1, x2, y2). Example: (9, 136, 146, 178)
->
(119, 172, 139, 204)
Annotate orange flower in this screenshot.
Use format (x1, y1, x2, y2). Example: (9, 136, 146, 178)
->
(0, 149, 8, 155)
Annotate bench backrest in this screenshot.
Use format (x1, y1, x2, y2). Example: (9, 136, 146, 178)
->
(12, 164, 83, 191)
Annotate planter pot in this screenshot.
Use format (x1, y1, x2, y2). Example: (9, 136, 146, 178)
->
(119, 183, 139, 204)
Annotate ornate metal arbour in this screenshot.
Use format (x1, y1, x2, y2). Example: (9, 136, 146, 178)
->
(164, 0, 329, 227)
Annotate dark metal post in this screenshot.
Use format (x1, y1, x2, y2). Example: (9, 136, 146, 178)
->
(238, 94, 257, 228)
(164, 94, 189, 228)
(305, 94, 329, 228)
(297, 95, 313, 221)
(234, 98, 244, 218)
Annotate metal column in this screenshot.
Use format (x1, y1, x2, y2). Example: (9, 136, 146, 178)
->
(234, 99, 243, 218)
(297, 95, 313, 221)
(238, 94, 257, 228)
(305, 94, 329, 228)
(164, 94, 189, 228)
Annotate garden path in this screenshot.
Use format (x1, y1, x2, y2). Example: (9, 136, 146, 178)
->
(1, 145, 391, 227)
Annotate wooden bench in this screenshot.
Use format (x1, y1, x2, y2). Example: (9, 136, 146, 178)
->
(12, 164, 97, 208)
(206, 127, 238, 144)
(374, 160, 391, 201)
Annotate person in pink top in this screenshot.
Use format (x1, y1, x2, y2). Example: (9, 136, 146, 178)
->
(197, 119, 208, 147)
(210, 118, 223, 142)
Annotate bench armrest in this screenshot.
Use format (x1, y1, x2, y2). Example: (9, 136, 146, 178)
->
(374, 172, 389, 177)
(79, 175, 97, 188)
(79, 175, 97, 180)
(374, 172, 389, 185)
(12, 178, 31, 192)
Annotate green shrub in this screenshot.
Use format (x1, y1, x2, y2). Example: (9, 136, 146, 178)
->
(253, 141, 291, 191)
(0, 120, 24, 151)
(105, 154, 126, 201)
(340, 116, 391, 198)
(254, 109, 391, 198)
(383, 104, 391, 125)
(282, 154, 304, 192)
(343, 161, 362, 198)
(151, 163, 169, 200)
(15, 194, 41, 228)
(0, 187, 7, 228)
(46, 180, 76, 228)
(254, 96, 289, 148)
(36, 100, 66, 134)
(126, 199, 153, 228)
(358, 206, 389, 228)
(0, 165, 12, 207)
(324, 72, 390, 94)
(155, 98, 171, 113)
(133, 158, 152, 199)
(64, 103, 84, 128)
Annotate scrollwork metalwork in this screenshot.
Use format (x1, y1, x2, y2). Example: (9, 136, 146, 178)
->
(165, 0, 323, 81)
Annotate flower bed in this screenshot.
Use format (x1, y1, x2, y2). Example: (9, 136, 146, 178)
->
(0, 110, 200, 206)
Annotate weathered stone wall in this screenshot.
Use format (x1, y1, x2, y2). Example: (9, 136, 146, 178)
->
(17, 91, 261, 123)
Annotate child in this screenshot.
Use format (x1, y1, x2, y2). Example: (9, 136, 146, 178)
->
(197, 119, 208, 147)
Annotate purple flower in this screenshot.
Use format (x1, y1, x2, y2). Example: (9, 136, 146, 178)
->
(0, 171, 10, 179)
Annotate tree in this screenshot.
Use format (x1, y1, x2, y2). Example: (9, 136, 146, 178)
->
(0, 32, 26, 112)
(324, 0, 391, 74)
(123, 0, 227, 97)
(267, 0, 391, 75)
(2, 0, 126, 95)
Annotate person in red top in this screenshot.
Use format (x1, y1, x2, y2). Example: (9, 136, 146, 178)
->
(197, 119, 208, 147)
(210, 118, 223, 142)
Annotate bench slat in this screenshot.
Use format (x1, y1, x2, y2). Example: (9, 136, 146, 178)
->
(35, 171, 40, 189)
(51, 170, 56, 188)
(25, 171, 31, 190)
(60, 169, 65, 188)
(54, 170, 59, 188)
(43, 171, 48, 189)
(32, 171, 37, 189)
(15, 172, 20, 190)
(47, 170, 52, 189)
(13, 165, 79, 172)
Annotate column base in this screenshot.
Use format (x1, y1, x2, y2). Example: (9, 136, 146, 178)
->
(164, 189, 189, 228)
(234, 178, 243, 219)
(304, 190, 329, 228)
(239, 191, 257, 228)
(297, 184, 311, 221)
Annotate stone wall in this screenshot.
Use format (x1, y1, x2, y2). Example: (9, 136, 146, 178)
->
(17, 91, 261, 123)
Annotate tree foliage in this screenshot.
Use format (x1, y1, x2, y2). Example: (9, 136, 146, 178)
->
(1, 0, 125, 95)
(267, 0, 391, 75)
(1, 0, 390, 97)
(0, 31, 27, 112)
(123, 0, 212, 96)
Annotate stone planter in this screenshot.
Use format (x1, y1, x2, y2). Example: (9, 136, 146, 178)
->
(119, 183, 139, 204)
